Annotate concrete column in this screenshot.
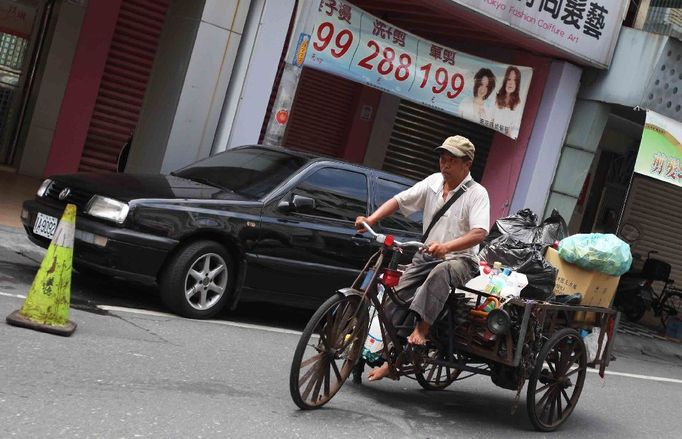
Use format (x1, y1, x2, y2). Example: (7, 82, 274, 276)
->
(510, 60, 582, 216)
(213, 0, 296, 152)
(17, 1, 87, 177)
(126, 0, 251, 174)
(363, 93, 400, 169)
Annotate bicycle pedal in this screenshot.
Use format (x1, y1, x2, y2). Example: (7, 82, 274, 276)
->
(407, 343, 429, 355)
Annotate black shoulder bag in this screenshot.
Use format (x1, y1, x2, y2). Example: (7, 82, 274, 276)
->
(421, 180, 474, 242)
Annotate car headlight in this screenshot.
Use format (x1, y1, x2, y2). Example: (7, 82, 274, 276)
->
(85, 196, 129, 224)
(36, 179, 52, 197)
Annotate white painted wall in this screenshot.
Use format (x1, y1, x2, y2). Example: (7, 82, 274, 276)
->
(159, 0, 251, 173)
(127, 0, 251, 174)
(579, 27, 667, 107)
(212, 0, 296, 152)
(510, 60, 582, 216)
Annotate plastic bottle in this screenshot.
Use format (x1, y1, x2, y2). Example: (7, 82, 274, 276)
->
(484, 266, 510, 296)
(492, 261, 503, 275)
(362, 284, 385, 365)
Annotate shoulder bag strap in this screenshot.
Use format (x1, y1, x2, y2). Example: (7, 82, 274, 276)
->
(421, 180, 474, 243)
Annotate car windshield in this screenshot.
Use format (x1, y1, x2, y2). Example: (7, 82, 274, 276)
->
(173, 147, 308, 199)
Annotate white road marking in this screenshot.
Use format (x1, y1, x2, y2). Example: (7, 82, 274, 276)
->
(586, 368, 682, 384)
(0, 291, 25, 299)
(2, 290, 681, 383)
(97, 305, 304, 336)
(0, 291, 303, 336)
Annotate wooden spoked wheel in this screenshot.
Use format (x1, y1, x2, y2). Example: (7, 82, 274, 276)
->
(415, 346, 461, 390)
(290, 294, 369, 409)
(526, 328, 587, 432)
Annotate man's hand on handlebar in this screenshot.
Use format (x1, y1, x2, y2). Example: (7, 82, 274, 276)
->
(424, 242, 449, 260)
(354, 216, 375, 233)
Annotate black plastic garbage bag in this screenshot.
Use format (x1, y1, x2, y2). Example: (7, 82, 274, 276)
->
(536, 209, 569, 245)
(485, 208, 538, 244)
(479, 235, 558, 300)
(485, 208, 568, 247)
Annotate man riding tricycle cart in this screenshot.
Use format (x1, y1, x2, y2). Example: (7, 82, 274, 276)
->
(288, 136, 622, 432)
(288, 221, 619, 432)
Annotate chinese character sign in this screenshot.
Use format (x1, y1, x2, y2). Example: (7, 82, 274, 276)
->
(453, 0, 627, 68)
(634, 111, 682, 188)
(0, 0, 36, 39)
(289, 0, 533, 139)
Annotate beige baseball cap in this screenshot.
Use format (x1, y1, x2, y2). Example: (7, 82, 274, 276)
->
(435, 135, 475, 161)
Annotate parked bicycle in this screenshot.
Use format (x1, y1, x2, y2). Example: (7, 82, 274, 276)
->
(614, 250, 682, 328)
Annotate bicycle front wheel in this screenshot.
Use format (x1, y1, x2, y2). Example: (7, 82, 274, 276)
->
(289, 293, 369, 409)
(660, 292, 682, 329)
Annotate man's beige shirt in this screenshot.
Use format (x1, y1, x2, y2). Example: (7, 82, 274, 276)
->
(394, 172, 490, 258)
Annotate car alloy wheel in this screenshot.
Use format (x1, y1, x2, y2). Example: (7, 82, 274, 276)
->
(160, 240, 234, 319)
(184, 252, 228, 311)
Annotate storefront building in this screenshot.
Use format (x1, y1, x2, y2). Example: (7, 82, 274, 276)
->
(213, 0, 627, 221)
(4, 0, 631, 229)
(549, 21, 682, 283)
(3, 0, 248, 177)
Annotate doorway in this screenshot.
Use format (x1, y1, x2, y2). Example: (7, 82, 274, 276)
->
(0, 0, 51, 166)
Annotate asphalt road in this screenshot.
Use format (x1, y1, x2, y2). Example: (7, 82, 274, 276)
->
(2, 292, 682, 439)
(1, 226, 681, 438)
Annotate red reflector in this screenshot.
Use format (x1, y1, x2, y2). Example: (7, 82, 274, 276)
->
(382, 269, 401, 287)
(384, 235, 394, 247)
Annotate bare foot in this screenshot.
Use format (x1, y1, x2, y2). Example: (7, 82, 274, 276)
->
(406, 320, 430, 345)
(367, 363, 391, 381)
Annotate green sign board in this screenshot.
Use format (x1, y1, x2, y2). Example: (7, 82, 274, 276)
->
(634, 111, 682, 187)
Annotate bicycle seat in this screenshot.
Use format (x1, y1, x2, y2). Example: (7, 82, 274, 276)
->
(547, 293, 582, 305)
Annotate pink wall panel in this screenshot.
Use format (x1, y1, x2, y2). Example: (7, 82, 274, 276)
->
(43, 0, 123, 176)
(481, 53, 552, 224)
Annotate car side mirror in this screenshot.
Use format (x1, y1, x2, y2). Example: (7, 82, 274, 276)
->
(277, 195, 316, 212)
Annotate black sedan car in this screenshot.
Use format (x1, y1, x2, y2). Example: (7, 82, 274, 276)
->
(22, 145, 422, 318)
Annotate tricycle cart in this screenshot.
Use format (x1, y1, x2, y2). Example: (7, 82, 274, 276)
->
(289, 223, 620, 432)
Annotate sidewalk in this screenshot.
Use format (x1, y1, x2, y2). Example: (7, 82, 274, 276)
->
(0, 168, 40, 229)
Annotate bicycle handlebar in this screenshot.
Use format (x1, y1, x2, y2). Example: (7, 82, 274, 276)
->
(360, 221, 425, 249)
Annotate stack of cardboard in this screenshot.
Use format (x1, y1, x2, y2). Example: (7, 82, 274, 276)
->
(544, 247, 620, 323)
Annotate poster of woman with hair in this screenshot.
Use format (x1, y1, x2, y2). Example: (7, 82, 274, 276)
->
(491, 66, 523, 139)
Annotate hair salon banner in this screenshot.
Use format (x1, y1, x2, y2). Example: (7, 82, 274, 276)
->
(634, 111, 682, 188)
(288, 0, 533, 139)
(453, 0, 627, 69)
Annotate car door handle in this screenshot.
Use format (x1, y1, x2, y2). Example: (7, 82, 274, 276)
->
(352, 235, 372, 246)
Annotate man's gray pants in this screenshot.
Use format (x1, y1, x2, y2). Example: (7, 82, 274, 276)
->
(394, 252, 478, 325)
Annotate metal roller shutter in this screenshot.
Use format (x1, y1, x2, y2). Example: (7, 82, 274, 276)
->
(382, 99, 493, 182)
(78, 0, 170, 173)
(282, 67, 360, 157)
(619, 174, 682, 284)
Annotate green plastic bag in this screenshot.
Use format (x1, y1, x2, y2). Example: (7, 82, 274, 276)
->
(558, 233, 632, 276)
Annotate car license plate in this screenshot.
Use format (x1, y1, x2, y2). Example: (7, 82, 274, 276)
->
(33, 213, 59, 240)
